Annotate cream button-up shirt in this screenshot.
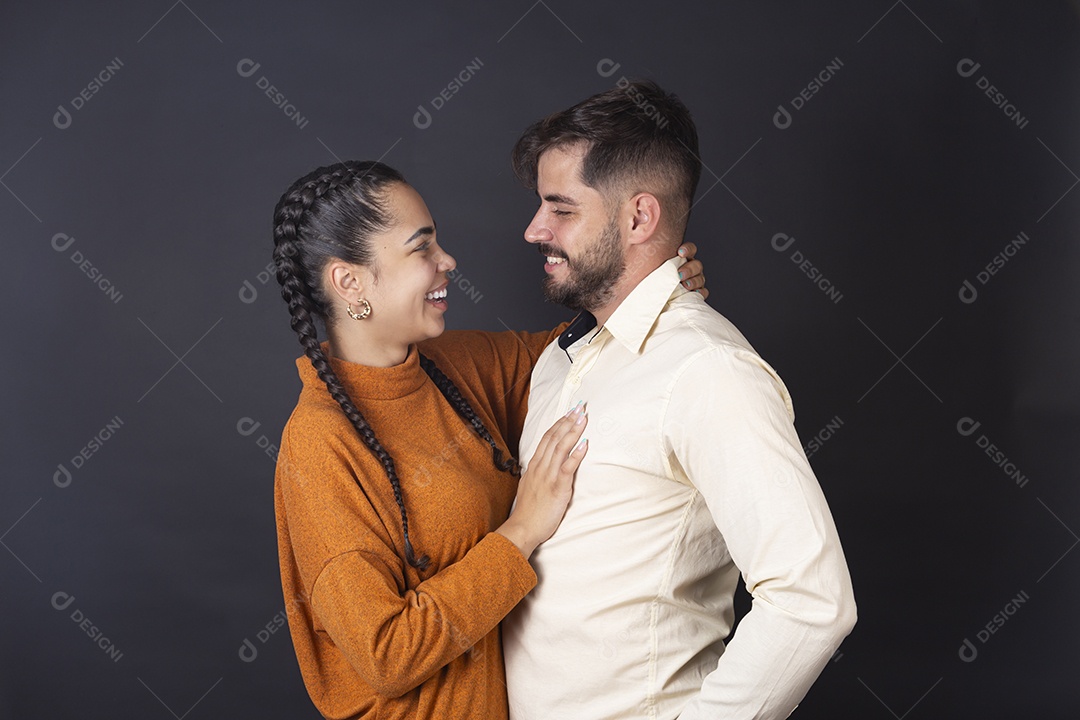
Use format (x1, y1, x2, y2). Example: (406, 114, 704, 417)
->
(503, 256, 856, 720)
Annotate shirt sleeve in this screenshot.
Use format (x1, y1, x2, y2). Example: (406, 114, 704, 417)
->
(417, 324, 568, 455)
(277, 423, 538, 699)
(662, 346, 857, 719)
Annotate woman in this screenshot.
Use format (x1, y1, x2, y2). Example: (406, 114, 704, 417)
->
(272, 160, 705, 719)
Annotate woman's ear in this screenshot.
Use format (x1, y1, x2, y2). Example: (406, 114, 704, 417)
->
(325, 260, 373, 304)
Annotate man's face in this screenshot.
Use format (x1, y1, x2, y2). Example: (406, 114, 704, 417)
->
(524, 144, 627, 312)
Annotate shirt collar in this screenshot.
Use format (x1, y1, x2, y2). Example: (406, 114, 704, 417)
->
(558, 311, 598, 352)
(603, 255, 689, 355)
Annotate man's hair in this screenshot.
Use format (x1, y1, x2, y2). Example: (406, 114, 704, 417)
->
(512, 79, 702, 239)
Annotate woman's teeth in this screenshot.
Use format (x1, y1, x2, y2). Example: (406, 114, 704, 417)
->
(424, 288, 447, 301)
(547, 256, 566, 265)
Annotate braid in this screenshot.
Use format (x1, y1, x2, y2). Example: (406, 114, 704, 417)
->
(418, 354, 521, 477)
(273, 161, 430, 572)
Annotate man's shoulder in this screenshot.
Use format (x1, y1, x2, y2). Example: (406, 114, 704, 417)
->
(651, 294, 794, 417)
(652, 292, 758, 357)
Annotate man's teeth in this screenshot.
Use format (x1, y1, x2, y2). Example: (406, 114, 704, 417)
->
(424, 288, 447, 301)
(547, 256, 566, 265)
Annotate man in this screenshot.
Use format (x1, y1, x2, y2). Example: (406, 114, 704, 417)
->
(502, 80, 857, 719)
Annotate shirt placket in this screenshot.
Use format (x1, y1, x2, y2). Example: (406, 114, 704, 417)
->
(556, 330, 608, 421)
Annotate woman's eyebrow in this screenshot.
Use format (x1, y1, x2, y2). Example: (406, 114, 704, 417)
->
(404, 223, 436, 245)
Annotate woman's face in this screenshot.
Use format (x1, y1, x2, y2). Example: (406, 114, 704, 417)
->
(362, 182, 456, 347)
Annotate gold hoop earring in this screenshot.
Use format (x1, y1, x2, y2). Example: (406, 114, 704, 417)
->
(346, 298, 371, 321)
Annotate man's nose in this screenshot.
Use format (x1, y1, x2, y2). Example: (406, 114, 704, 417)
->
(524, 210, 551, 244)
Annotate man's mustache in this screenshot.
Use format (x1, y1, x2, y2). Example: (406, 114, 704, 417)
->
(538, 244, 568, 261)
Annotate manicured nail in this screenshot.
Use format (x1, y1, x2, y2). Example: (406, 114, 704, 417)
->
(575, 409, 587, 424)
(678, 247, 686, 256)
(565, 400, 583, 417)
(678, 271, 684, 280)
(573, 439, 588, 452)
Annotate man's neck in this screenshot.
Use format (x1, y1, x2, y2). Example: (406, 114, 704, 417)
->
(590, 286, 633, 329)
(590, 247, 677, 327)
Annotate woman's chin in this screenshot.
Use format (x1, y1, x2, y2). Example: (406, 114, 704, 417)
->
(421, 317, 446, 341)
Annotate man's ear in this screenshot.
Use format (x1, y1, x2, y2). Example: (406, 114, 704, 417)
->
(626, 193, 662, 246)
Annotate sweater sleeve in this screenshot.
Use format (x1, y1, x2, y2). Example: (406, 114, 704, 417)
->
(278, 422, 538, 699)
(417, 324, 568, 453)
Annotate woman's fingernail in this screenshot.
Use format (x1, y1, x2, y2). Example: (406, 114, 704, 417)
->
(574, 439, 588, 452)
(575, 410, 587, 425)
(678, 271, 684, 280)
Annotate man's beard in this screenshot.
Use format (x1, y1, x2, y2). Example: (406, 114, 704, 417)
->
(541, 215, 626, 312)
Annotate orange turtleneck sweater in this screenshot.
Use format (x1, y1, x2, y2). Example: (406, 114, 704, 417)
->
(275, 326, 564, 720)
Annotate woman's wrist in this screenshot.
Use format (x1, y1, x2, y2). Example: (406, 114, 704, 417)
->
(495, 518, 536, 560)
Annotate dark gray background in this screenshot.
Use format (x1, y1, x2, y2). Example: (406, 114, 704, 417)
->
(3, 1, 1078, 717)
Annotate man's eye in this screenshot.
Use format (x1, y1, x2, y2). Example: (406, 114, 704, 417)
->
(552, 209, 570, 217)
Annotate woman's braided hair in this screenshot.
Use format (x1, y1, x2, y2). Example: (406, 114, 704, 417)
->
(272, 160, 519, 572)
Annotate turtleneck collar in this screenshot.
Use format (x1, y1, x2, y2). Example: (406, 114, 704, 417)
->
(295, 341, 428, 401)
